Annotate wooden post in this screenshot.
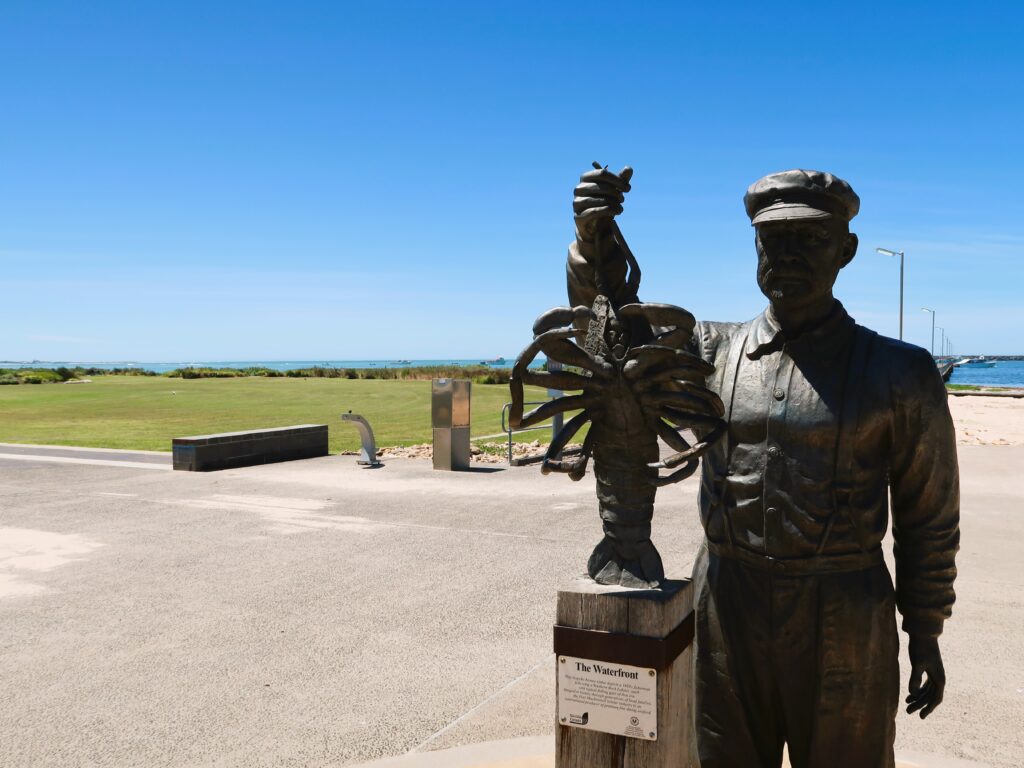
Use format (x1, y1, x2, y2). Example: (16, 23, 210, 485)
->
(554, 577, 695, 768)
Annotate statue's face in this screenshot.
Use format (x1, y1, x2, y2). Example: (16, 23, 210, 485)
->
(755, 219, 856, 308)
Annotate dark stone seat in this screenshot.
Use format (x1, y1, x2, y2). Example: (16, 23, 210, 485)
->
(172, 424, 328, 471)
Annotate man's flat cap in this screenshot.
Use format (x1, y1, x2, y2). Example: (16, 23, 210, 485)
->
(744, 169, 860, 225)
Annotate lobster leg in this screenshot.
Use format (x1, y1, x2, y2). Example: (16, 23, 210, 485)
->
(617, 302, 697, 334)
(650, 418, 702, 469)
(658, 408, 728, 460)
(655, 405, 725, 432)
(643, 419, 701, 485)
(541, 409, 590, 478)
(642, 389, 726, 418)
(539, 338, 610, 377)
(654, 460, 700, 486)
(513, 322, 609, 378)
(566, 428, 595, 481)
(516, 393, 596, 430)
(544, 429, 595, 481)
(517, 368, 590, 392)
(649, 328, 692, 348)
(532, 305, 594, 336)
(510, 325, 594, 428)
(635, 373, 724, 410)
(640, 367, 720, 388)
(512, 327, 578, 373)
(622, 346, 715, 380)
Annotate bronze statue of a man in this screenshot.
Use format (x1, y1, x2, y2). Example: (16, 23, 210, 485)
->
(568, 166, 960, 768)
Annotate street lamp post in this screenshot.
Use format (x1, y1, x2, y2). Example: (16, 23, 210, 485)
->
(921, 307, 936, 356)
(936, 326, 945, 358)
(876, 247, 905, 340)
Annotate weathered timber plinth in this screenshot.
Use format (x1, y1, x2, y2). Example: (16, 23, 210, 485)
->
(554, 577, 695, 768)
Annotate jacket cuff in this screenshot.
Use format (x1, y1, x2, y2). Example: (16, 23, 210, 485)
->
(901, 614, 945, 638)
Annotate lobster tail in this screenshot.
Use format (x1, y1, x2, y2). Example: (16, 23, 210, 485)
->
(587, 525, 665, 589)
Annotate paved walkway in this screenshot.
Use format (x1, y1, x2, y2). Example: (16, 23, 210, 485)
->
(346, 735, 989, 768)
(1, 445, 1019, 766)
(0, 442, 172, 469)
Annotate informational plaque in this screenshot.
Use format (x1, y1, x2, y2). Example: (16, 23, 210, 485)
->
(557, 655, 657, 740)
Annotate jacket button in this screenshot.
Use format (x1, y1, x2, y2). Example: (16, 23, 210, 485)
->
(767, 446, 781, 458)
(773, 388, 785, 401)
(766, 506, 777, 515)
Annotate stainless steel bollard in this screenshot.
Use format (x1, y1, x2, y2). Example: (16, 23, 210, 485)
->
(432, 378, 471, 471)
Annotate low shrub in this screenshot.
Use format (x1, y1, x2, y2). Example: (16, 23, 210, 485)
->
(2, 368, 66, 384)
(472, 370, 512, 385)
(165, 367, 245, 379)
(77, 367, 157, 376)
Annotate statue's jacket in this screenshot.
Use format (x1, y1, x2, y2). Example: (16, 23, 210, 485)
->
(691, 302, 960, 637)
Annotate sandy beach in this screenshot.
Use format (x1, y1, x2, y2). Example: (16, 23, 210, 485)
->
(948, 394, 1024, 446)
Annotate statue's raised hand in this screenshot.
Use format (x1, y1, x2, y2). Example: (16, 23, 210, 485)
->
(574, 162, 633, 241)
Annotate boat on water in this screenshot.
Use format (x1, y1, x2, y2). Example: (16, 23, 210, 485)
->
(392, 360, 412, 366)
(480, 356, 507, 366)
(957, 357, 996, 369)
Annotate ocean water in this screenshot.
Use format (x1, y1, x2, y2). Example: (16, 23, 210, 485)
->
(4, 358, 1022, 386)
(0, 358, 537, 374)
(947, 360, 1024, 388)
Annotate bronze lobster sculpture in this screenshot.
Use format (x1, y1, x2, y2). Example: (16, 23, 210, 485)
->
(509, 164, 725, 589)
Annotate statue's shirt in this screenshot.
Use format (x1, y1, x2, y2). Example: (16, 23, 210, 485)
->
(693, 302, 959, 637)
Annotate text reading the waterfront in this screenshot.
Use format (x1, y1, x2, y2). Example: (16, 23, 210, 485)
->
(573, 661, 639, 679)
(557, 656, 657, 741)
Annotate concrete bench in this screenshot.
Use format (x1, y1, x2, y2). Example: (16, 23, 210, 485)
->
(172, 424, 328, 471)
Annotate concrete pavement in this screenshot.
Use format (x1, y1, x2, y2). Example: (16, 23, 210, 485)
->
(347, 736, 989, 768)
(0, 442, 172, 470)
(1, 445, 1020, 766)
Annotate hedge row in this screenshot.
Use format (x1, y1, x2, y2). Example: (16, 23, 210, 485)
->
(164, 365, 513, 384)
(0, 365, 514, 386)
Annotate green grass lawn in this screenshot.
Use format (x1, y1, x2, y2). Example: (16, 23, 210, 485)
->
(0, 376, 561, 453)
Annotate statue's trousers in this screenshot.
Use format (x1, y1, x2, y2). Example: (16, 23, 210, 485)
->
(692, 545, 899, 768)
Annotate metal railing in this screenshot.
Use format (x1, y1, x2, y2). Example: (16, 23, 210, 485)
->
(498, 362, 584, 465)
(501, 401, 554, 464)
(500, 400, 584, 466)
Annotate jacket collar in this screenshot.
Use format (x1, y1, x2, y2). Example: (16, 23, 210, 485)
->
(746, 300, 854, 359)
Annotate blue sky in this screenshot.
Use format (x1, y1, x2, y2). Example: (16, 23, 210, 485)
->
(2, 1, 1022, 360)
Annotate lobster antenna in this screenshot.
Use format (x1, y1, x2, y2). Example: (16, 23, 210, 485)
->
(589, 162, 613, 300)
(593, 226, 609, 299)
(613, 221, 642, 302)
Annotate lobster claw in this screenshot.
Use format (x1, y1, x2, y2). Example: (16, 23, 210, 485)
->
(532, 306, 595, 336)
(618, 303, 696, 333)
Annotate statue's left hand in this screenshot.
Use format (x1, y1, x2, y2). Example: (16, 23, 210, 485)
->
(906, 635, 945, 718)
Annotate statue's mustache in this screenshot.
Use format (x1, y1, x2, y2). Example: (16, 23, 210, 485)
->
(763, 259, 813, 278)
